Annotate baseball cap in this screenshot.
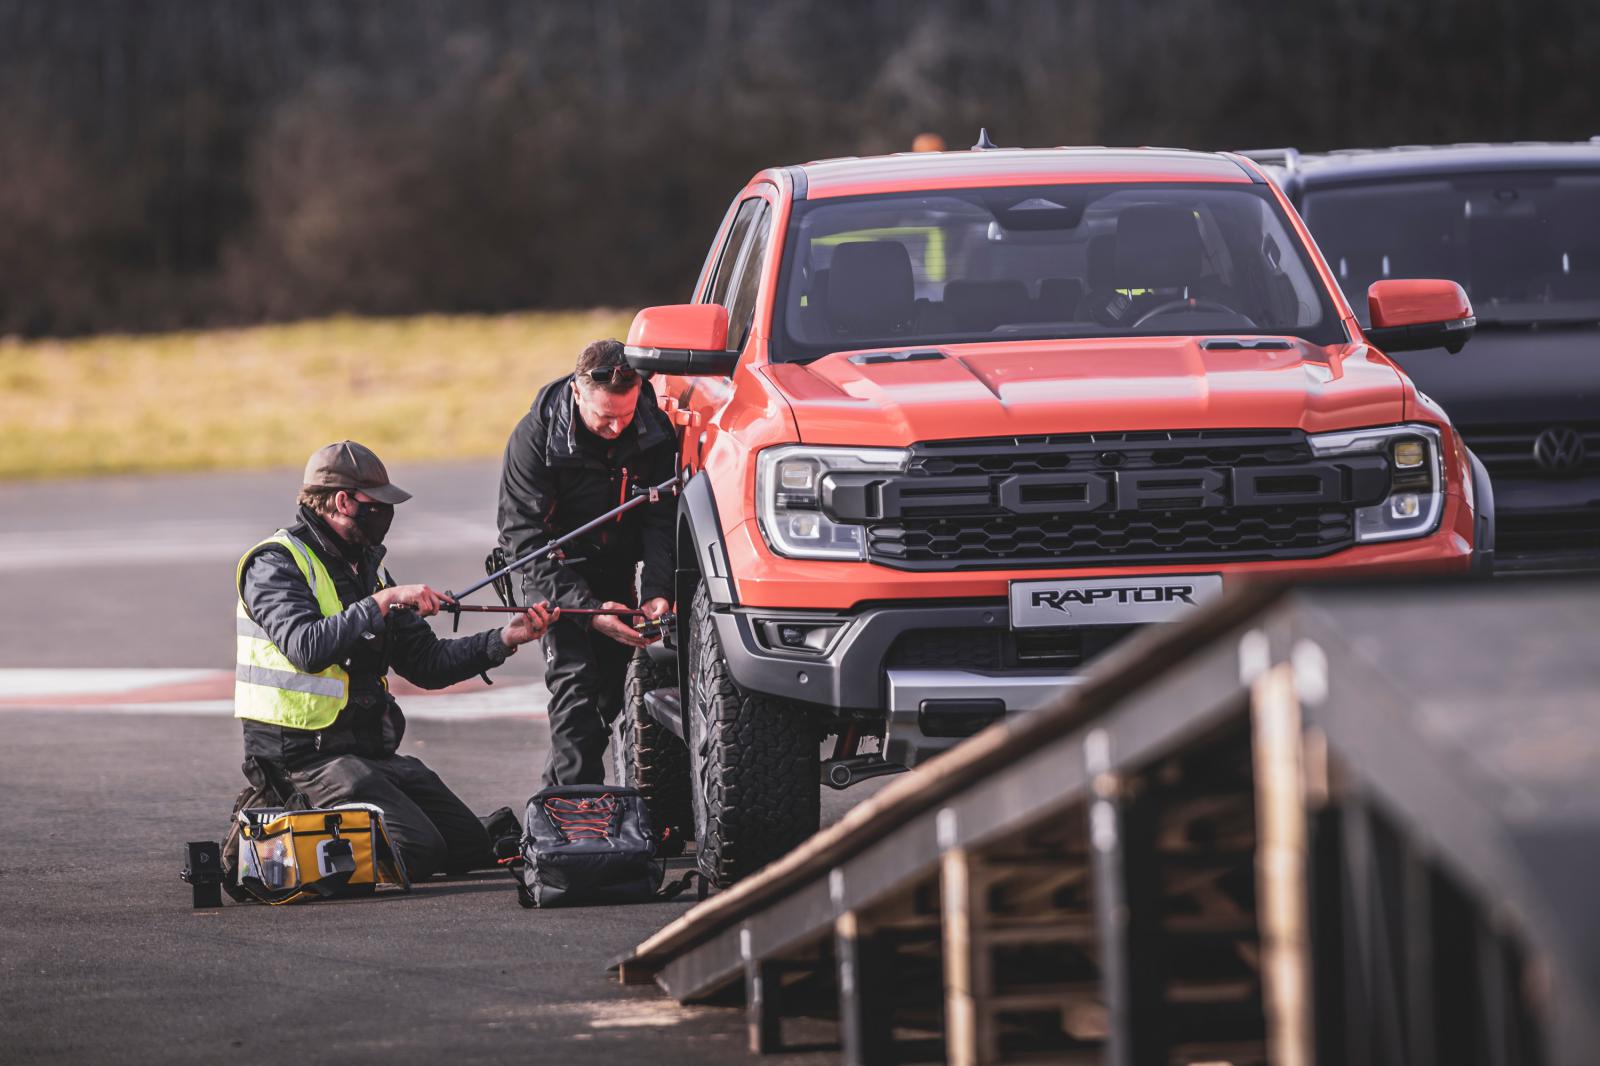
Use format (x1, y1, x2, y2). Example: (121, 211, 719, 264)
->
(302, 441, 412, 505)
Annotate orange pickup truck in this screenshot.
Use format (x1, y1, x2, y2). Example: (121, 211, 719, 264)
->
(617, 144, 1489, 887)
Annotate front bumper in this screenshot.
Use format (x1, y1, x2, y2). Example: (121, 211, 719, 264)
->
(710, 602, 1084, 767)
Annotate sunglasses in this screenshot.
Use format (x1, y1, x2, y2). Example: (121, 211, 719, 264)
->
(582, 365, 640, 385)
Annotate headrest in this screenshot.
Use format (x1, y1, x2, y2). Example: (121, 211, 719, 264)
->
(1036, 277, 1085, 315)
(942, 280, 1031, 330)
(828, 242, 914, 337)
(1112, 204, 1207, 289)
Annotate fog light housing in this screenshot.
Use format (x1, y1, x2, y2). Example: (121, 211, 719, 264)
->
(1390, 493, 1420, 519)
(757, 619, 845, 655)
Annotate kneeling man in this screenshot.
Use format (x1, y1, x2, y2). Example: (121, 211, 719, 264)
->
(236, 441, 556, 879)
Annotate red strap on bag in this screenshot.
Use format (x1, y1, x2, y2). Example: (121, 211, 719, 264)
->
(543, 794, 617, 841)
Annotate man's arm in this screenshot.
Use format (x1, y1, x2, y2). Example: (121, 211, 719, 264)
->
(497, 410, 602, 615)
(385, 609, 512, 690)
(241, 548, 383, 673)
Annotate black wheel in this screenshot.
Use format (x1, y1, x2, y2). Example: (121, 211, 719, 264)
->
(611, 648, 693, 838)
(686, 583, 821, 888)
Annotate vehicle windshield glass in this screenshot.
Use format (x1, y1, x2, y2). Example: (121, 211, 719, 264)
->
(770, 182, 1344, 362)
(1301, 172, 1600, 326)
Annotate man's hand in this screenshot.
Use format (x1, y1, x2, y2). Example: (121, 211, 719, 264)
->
(501, 602, 558, 648)
(640, 597, 671, 621)
(592, 600, 654, 648)
(373, 584, 446, 617)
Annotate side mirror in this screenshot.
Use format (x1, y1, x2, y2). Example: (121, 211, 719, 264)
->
(1366, 279, 1476, 354)
(624, 304, 738, 376)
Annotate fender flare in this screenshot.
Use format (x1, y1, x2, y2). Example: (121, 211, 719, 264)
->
(1467, 447, 1496, 575)
(672, 470, 738, 693)
(676, 470, 738, 608)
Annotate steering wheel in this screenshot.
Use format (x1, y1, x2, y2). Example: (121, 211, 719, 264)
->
(1131, 299, 1257, 329)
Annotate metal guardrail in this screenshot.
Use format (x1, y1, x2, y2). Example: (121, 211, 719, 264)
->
(615, 578, 1600, 1066)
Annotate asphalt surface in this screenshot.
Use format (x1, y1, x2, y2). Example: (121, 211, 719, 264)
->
(0, 711, 877, 1064)
(0, 462, 883, 1063)
(0, 459, 540, 676)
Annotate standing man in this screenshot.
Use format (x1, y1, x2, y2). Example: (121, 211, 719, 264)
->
(237, 441, 556, 880)
(497, 339, 676, 786)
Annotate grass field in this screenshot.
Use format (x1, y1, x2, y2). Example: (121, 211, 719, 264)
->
(0, 310, 635, 480)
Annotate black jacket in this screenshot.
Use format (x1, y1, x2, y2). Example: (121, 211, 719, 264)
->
(239, 506, 512, 767)
(496, 375, 677, 615)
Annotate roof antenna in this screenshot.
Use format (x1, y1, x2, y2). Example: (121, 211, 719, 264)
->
(972, 128, 998, 151)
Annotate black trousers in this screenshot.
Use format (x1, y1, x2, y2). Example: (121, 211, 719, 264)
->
(285, 753, 493, 881)
(541, 614, 634, 787)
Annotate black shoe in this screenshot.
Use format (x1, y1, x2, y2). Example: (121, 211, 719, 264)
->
(656, 825, 686, 859)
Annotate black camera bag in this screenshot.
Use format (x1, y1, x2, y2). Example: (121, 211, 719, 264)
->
(514, 784, 692, 908)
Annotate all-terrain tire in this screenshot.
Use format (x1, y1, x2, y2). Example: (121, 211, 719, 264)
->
(611, 648, 693, 837)
(687, 583, 821, 888)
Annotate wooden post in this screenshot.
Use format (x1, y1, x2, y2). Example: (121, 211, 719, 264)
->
(941, 847, 996, 1066)
(1087, 737, 1132, 1066)
(746, 953, 782, 1054)
(1252, 661, 1315, 1066)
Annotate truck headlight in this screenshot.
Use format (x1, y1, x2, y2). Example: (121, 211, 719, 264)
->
(756, 445, 908, 559)
(1309, 424, 1445, 542)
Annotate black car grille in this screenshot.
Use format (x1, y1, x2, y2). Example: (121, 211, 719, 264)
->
(848, 430, 1372, 569)
(873, 509, 1354, 566)
(1460, 422, 1600, 477)
(1495, 509, 1600, 554)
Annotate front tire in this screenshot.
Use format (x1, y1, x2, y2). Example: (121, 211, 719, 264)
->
(687, 583, 821, 888)
(611, 648, 693, 837)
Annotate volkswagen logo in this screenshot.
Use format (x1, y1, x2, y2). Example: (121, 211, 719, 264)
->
(1532, 426, 1585, 475)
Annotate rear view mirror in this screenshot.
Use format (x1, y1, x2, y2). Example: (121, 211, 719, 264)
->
(624, 304, 738, 376)
(1366, 279, 1476, 354)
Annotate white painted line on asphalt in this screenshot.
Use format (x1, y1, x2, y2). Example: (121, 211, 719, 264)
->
(0, 514, 496, 571)
(0, 668, 549, 720)
(1, 692, 550, 720)
(401, 685, 550, 721)
(0, 668, 219, 697)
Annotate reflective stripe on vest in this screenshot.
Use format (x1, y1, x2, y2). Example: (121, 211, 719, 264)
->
(234, 531, 350, 729)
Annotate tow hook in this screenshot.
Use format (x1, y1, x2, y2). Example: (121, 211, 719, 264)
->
(821, 756, 907, 790)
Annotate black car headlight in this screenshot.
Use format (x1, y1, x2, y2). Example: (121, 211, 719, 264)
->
(1309, 424, 1445, 542)
(756, 445, 909, 560)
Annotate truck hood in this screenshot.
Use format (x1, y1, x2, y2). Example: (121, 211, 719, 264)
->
(761, 337, 1408, 446)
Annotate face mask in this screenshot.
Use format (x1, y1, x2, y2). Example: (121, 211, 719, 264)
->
(352, 501, 395, 546)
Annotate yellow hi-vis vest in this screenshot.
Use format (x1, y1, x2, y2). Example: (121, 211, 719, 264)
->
(235, 531, 350, 729)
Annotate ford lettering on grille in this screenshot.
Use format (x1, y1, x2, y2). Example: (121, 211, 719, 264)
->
(820, 430, 1389, 570)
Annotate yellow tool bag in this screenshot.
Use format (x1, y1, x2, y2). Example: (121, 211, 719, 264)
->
(235, 804, 409, 905)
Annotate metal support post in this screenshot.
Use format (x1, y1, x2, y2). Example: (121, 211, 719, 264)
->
(1251, 661, 1315, 1066)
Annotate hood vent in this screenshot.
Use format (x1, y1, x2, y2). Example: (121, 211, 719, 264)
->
(1201, 338, 1295, 351)
(850, 349, 946, 366)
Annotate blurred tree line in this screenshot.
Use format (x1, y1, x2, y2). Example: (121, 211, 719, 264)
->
(1, 0, 1596, 337)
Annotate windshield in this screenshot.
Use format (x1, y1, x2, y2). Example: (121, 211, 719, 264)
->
(771, 182, 1344, 362)
(1301, 172, 1600, 326)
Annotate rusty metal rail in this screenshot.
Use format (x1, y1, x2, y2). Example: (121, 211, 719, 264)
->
(615, 578, 1600, 1066)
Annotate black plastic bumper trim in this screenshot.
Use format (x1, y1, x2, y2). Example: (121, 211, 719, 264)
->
(709, 600, 1014, 715)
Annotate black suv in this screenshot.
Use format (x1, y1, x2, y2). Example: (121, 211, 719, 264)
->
(1248, 142, 1600, 571)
